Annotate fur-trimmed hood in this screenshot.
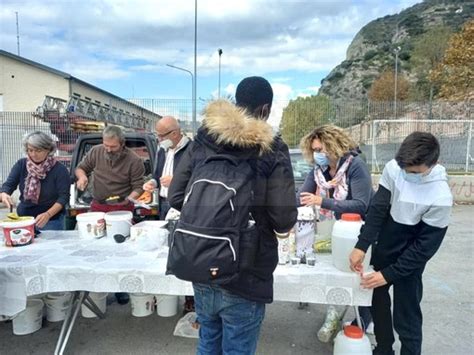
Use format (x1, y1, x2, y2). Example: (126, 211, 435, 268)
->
(201, 100, 274, 153)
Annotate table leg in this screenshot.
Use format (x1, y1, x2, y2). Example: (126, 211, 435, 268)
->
(53, 291, 86, 355)
(354, 306, 362, 329)
(82, 294, 105, 319)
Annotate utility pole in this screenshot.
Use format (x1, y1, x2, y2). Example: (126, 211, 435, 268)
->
(394, 46, 401, 119)
(218, 48, 223, 99)
(193, 0, 197, 135)
(15, 12, 20, 56)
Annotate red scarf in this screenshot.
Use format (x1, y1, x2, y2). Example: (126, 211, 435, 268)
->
(24, 156, 57, 204)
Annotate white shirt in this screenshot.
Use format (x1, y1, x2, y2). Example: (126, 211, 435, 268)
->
(159, 135, 189, 199)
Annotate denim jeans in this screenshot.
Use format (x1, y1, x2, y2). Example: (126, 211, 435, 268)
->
(193, 283, 265, 355)
(39, 212, 65, 231)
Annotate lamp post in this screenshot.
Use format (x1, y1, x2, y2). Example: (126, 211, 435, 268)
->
(393, 46, 401, 119)
(193, 0, 197, 135)
(166, 64, 194, 133)
(218, 48, 223, 98)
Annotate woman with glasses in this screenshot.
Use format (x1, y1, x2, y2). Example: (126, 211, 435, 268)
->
(0, 131, 70, 230)
(298, 125, 374, 341)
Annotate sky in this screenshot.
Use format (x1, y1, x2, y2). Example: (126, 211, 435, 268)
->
(1, 0, 420, 126)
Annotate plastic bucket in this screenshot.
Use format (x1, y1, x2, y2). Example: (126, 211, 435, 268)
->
(12, 299, 44, 335)
(81, 292, 108, 318)
(77, 212, 106, 239)
(332, 213, 371, 273)
(130, 293, 155, 317)
(156, 295, 178, 317)
(334, 325, 372, 355)
(105, 211, 133, 238)
(44, 292, 72, 322)
(0, 217, 35, 247)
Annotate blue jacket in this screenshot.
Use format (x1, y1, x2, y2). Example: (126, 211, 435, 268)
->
(1, 158, 70, 218)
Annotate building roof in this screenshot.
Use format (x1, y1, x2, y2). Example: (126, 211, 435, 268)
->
(0, 49, 159, 117)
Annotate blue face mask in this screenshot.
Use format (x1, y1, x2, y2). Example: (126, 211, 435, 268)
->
(313, 152, 329, 167)
(401, 169, 423, 184)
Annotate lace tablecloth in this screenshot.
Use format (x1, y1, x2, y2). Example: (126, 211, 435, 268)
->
(0, 231, 371, 316)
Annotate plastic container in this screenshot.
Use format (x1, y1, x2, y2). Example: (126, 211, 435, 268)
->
(44, 292, 72, 322)
(0, 217, 35, 247)
(105, 211, 133, 238)
(332, 213, 371, 273)
(81, 292, 108, 318)
(12, 299, 44, 335)
(77, 212, 106, 239)
(334, 325, 372, 355)
(295, 207, 315, 258)
(155, 295, 179, 317)
(130, 293, 155, 317)
(130, 220, 168, 242)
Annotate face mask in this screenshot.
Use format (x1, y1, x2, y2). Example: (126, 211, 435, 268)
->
(160, 139, 173, 150)
(313, 152, 329, 167)
(401, 169, 423, 184)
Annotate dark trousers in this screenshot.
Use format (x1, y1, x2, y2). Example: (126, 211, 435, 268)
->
(371, 273, 423, 355)
(159, 198, 170, 220)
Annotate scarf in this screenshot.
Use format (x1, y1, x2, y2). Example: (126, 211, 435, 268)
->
(314, 155, 353, 220)
(24, 156, 57, 204)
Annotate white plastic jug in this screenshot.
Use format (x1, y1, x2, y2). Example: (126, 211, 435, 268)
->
(105, 211, 133, 238)
(332, 213, 371, 273)
(334, 325, 372, 355)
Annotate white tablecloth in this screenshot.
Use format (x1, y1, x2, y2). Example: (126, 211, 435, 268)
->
(0, 231, 371, 316)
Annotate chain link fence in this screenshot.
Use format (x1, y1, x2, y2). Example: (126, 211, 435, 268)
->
(1, 99, 473, 184)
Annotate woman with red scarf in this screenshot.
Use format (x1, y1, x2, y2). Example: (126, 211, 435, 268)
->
(0, 131, 70, 230)
(298, 125, 374, 341)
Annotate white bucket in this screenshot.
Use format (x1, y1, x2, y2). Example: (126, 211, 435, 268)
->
(81, 292, 108, 318)
(77, 212, 106, 239)
(332, 213, 371, 273)
(156, 295, 179, 317)
(105, 211, 133, 238)
(44, 292, 72, 322)
(130, 293, 155, 317)
(12, 299, 44, 335)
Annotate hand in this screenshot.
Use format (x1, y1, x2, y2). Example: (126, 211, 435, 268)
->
(299, 192, 322, 206)
(143, 179, 157, 192)
(35, 212, 51, 228)
(0, 192, 13, 209)
(160, 175, 172, 188)
(360, 271, 387, 289)
(349, 248, 366, 273)
(76, 176, 88, 191)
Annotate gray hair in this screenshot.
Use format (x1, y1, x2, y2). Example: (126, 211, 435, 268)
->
(23, 131, 56, 155)
(103, 125, 125, 144)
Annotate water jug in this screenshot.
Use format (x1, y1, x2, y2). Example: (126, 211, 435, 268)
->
(334, 325, 372, 355)
(332, 213, 371, 273)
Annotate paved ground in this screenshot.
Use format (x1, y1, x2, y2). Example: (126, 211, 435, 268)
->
(0, 205, 473, 355)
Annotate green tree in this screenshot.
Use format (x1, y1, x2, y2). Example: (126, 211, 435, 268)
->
(279, 95, 333, 147)
(409, 25, 452, 100)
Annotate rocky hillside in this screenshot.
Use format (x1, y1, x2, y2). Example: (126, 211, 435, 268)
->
(319, 0, 473, 101)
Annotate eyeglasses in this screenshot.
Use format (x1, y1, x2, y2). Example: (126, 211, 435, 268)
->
(156, 129, 176, 139)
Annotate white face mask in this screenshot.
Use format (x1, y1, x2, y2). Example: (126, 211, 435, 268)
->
(160, 139, 173, 150)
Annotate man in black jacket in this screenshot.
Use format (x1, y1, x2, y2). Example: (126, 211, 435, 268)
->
(168, 76, 297, 354)
(143, 116, 190, 219)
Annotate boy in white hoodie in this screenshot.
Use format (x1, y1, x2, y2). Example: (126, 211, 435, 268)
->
(350, 131, 453, 355)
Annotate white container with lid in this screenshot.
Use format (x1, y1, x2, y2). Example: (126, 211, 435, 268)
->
(332, 213, 371, 273)
(334, 325, 372, 355)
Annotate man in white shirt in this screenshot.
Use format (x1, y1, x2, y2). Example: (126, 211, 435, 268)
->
(143, 116, 190, 219)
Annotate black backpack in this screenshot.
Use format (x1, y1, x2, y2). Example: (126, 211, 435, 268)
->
(166, 153, 258, 285)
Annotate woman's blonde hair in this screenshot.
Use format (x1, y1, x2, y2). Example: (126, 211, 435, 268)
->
(300, 125, 357, 163)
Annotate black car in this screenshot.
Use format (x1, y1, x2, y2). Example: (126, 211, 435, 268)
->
(289, 148, 312, 193)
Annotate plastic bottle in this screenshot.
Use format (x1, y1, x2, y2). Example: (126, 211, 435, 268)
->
(333, 325, 372, 355)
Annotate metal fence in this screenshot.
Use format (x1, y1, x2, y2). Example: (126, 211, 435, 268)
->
(0, 99, 473, 185)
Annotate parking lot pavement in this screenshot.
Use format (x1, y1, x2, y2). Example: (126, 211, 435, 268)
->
(0, 205, 473, 355)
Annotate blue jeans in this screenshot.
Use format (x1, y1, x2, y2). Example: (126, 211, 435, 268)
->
(193, 283, 265, 355)
(39, 212, 65, 231)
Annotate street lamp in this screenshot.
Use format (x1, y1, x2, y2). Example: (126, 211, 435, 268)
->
(166, 64, 195, 133)
(393, 46, 401, 119)
(218, 48, 223, 99)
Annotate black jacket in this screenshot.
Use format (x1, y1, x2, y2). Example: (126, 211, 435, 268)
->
(153, 138, 191, 190)
(169, 100, 298, 303)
